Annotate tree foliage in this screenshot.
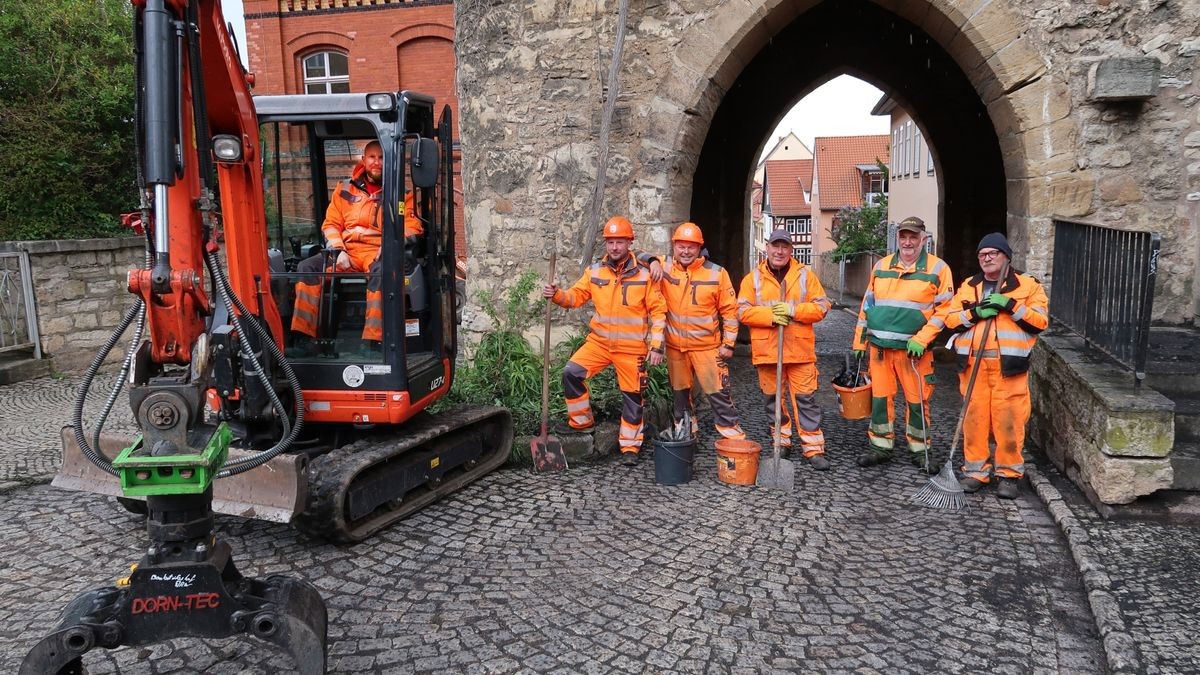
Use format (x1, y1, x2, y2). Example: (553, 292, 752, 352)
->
(828, 162, 889, 261)
(0, 0, 136, 240)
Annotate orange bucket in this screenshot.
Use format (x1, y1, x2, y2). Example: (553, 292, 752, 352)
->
(833, 382, 872, 420)
(714, 439, 761, 485)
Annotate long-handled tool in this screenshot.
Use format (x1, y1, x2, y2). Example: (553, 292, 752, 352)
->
(757, 324, 795, 491)
(912, 317, 997, 510)
(531, 249, 567, 472)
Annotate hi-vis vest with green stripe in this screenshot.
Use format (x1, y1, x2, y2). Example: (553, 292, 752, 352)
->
(856, 250, 954, 350)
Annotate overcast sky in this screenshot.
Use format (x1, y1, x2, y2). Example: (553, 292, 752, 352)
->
(217, 3, 888, 157)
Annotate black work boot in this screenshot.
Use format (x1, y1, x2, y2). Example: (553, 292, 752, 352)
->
(911, 453, 938, 475)
(807, 454, 831, 471)
(857, 449, 891, 467)
(958, 477, 986, 493)
(552, 420, 592, 436)
(997, 477, 1020, 499)
(620, 451, 640, 466)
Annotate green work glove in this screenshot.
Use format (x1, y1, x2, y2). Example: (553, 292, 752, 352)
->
(972, 304, 1000, 321)
(906, 339, 925, 358)
(985, 292, 1016, 313)
(853, 349, 866, 361)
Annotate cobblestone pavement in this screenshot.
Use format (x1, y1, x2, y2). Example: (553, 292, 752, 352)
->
(0, 310, 1125, 673)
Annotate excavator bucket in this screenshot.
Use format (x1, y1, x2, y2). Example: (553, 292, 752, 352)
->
(54, 426, 307, 523)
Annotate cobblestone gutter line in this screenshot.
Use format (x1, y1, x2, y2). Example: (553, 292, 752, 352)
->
(1027, 466, 1142, 674)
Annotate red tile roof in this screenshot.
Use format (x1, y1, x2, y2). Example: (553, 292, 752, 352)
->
(813, 135, 889, 210)
(750, 180, 763, 220)
(764, 159, 813, 216)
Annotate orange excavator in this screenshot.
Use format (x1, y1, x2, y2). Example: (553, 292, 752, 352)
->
(23, 1, 511, 672)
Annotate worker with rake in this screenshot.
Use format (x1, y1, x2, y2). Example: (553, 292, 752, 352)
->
(944, 233, 1049, 499)
(654, 223, 747, 441)
(543, 216, 667, 466)
(852, 217, 954, 472)
(737, 228, 833, 470)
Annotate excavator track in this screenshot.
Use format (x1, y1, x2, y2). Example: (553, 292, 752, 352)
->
(295, 405, 513, 543)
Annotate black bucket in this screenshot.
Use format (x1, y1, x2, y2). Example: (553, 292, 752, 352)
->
(653, 437, 695, 485)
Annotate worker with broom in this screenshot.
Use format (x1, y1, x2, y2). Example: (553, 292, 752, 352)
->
(736, 228, 832, 470)
(943, 233, 1048, 499)
(653, 222, 747, 441)
(543, 216, 667, 466)
(852, 216, 954, 472)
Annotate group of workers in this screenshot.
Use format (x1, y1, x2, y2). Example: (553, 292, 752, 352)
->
(543, 215, 1049, 499)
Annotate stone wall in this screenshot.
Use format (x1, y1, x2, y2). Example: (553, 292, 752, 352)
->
(454, 0, 1200, 331)
(1029, 329, 1175, 504)
(0, 238, 145, 373)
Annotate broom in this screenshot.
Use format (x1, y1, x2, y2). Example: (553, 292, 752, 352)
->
(912, 313, 998, 511)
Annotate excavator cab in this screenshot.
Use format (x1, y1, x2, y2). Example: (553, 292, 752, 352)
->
(255, 91, 458, 423)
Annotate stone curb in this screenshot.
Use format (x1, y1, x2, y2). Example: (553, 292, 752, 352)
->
(1026, 466, 1142, 674)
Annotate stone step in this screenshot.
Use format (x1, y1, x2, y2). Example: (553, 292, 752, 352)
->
(1170, 441, 1200, 492)
(1175, 395, 1200, 443)
(0, 354, 51, 385)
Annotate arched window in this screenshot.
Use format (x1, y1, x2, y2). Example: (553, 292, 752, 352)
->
(303, 51, 349, 94)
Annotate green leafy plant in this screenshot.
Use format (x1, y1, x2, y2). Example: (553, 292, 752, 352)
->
(828, 160, 889, 261)
(435, 269, 670, 464)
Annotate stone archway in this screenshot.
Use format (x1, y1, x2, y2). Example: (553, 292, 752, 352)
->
(645, 0, 1069, 283)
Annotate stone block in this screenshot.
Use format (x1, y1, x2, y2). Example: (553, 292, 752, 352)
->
(1029, 331, 1176, 504)
(1087, 57, 1160, 102)
(1098, 173, 1143, 203)
(1015, 172, 1095, 218)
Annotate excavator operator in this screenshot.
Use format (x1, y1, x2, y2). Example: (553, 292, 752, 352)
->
(291, 140, 421, 347)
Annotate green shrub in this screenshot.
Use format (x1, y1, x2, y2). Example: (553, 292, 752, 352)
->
(435, 269, 670, 462)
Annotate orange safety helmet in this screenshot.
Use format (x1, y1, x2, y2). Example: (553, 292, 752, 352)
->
(672, 222, 704, 246)
(602, 216, 635, 239)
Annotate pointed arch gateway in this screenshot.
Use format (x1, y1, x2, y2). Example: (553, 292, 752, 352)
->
(646, 0, 1070, 284)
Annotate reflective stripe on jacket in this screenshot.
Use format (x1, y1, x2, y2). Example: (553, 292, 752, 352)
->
(944, 268, 1049, 376)
(321, 163, 382, 258)
(554, 254, 666, 355)
(853, 250, 954, 351)
(659, 256, 739, 352)
(736, 258, 830, 365)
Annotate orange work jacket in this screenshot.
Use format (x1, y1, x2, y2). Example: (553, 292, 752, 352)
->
(736, 259, 831, 365)
(554, 254, 666, 355)
(944, 268, 1049, 376)
(321, 164, 422, 259)
(853, 250, 955, 351)
(658, 256, 739, 352)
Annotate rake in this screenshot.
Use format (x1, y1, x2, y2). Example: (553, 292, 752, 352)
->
(912, 316, 997, 511)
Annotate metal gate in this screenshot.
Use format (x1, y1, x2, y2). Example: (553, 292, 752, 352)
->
(0, 251, 42, 358)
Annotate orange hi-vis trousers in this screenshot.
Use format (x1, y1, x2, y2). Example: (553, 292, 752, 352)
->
(562, 340, 645, 455)
(291, 248, 383, 342)
(866, 346, 933, 457)
(666, 347, 745, 440)
(959, 356, 1029, 482)
(755, 362, 825, 457)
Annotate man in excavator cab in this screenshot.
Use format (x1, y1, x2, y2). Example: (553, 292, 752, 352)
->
(290, 139, 423, 354)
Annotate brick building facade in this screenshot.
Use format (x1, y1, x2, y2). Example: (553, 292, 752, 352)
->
(242, 0, 465, 258)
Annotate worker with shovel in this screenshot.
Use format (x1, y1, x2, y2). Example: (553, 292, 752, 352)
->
(655, 223, 746, 441)
(736, 228, 833, 470)
(944, 233, 1048, 499)
(543, 216, 667, 466)
(852, 216, 954, 472)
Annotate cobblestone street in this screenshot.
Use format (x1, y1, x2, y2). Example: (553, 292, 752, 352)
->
(0, 309, 1190, 673)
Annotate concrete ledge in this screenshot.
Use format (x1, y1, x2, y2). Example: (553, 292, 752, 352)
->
(1029, 329, 1175, 504)
(0, 236, 143, 255)
(0, 355, 52, 385)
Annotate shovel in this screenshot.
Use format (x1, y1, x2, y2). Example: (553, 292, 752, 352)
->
(756, 323, 795, 491)
(531, 249, 567, 472)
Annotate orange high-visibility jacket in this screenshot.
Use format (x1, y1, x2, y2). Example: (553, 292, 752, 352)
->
(321, 164, 421, 258)
(944, 269, 1049, 376)
(736, 259, 831, 365)
(852, 250, 955, 351)
(659, 256, 739, 352)
(554, 254, 667, 355)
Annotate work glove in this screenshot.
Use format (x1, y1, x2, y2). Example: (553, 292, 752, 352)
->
(971, 304, 1000, 321)
(771, 302, 794, 326)
(906, 339, 925, 358)
(852, 349, 866, 361)
(984, 292, 1016, 313)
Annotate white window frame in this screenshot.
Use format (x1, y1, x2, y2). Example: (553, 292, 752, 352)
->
(303, 51, 350, 95)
